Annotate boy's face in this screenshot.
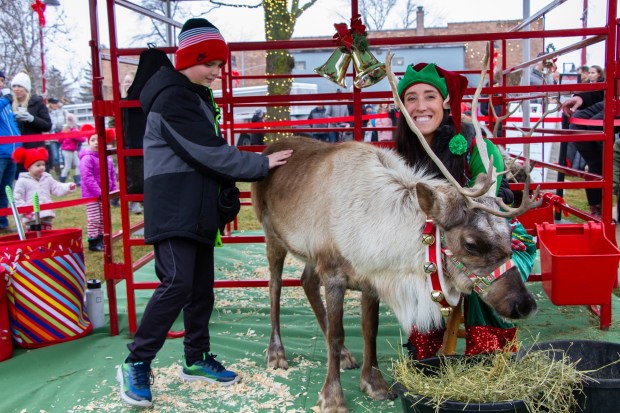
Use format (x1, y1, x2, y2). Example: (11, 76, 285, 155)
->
(28, 160, 46, 179)
(183, 60, 223, 87)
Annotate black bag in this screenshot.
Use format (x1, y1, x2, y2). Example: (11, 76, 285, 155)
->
(122, 48, 174, 194)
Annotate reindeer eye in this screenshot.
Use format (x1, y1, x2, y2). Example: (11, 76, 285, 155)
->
(463, 242, 479, 255)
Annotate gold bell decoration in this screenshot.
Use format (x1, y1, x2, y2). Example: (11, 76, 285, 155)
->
(314, 48, 351, 88)
(440, 307, 453, 317)
(352, 48, 387, 89)
(315, 14, 386, 89)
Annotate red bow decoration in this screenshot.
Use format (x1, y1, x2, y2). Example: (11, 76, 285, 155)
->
(31, 0, 46, 27)
(333, 14, 367, 51)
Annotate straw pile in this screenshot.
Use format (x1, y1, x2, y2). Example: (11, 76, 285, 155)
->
(392, 345, 588, 413)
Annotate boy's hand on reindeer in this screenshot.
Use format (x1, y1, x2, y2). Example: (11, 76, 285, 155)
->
(267, 149, 293, 169)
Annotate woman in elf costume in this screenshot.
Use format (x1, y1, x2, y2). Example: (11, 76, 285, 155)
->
(393, 62, 537, 358)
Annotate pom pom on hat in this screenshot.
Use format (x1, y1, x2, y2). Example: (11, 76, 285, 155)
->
(105, 128, 116, 144)
(12, 147, 48, 169)
(175, 18, 229, 71)
(11, 72, 32, 93)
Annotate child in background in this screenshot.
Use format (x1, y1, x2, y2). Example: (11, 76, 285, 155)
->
(12, 147, 76, 231)
(79, 130, 118, 252)
(59, 115, 85, 186)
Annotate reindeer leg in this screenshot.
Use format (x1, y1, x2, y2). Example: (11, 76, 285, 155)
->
(266, 239, 289, 369)
(359, 291, 395, 401)
(317, 274, 349, 413)
(301, 265, 359, 370)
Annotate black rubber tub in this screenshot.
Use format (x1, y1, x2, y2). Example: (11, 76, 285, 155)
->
(392, 355, 529, 413)
(520, 340, 620, 413)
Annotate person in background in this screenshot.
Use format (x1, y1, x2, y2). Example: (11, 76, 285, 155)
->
(0, 94, 20, 233)
(374, 103, 393, 142)
(588, 65, 605, 83)
(576, 65, 589, 83)
(250, 109, 265, 145)
(116, 17, 293, 408)
(0, 70, 7, 96)
(11, 72, 51, 148)
(308, 104, 329, 142)
(362, 104, 376, 142)
(79, 127, 118, 252)
(325, 89, 349, 143)
(562, 88, 609, 217)
(59, 117, 85, 186)
(48, 97, 67, 176)
(394, 62, 536, 359)
(12, 146, 75, 231)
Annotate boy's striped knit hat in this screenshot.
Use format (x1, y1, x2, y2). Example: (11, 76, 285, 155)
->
(175, 18, 229, 70)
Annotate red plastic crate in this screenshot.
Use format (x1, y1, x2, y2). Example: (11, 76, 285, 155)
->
(536, 222, 620, 305)
(518, 201, 554, 236)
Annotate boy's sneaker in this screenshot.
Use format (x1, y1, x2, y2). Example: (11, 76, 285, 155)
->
(181, 353, 240, 386)
(117, 360, 153, 407)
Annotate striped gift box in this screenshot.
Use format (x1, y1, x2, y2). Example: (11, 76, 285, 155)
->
(1, 229, 92, 348)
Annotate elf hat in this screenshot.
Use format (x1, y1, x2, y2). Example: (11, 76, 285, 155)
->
(12, 147, 48, 169)
(175, 18, 229, 71)
(11, 72, 32, 93)
(397, 63, 468, 135)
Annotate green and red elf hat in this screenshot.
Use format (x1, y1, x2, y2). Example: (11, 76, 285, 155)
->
(397, 63, 469, 155)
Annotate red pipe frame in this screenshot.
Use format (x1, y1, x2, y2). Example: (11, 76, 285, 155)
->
(89, 0, 618, 335)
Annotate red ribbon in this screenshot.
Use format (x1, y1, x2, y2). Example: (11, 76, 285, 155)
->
(31, 0, 46, 27)
(333, 14, 367, 51)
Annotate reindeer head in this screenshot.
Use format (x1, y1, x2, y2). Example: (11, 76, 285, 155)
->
(416, 180, 537, 320)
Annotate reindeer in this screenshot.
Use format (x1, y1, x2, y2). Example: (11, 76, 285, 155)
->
(251, 53, 541, 413)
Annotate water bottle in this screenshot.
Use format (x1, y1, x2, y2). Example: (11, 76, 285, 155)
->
(85, 279, 105, 328)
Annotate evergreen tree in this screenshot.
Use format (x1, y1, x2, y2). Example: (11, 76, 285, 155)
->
(78, 63, 94, 103)
(46, 66, 76, 103)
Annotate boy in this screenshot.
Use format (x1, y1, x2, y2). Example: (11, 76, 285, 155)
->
(117, 18, 292, 408)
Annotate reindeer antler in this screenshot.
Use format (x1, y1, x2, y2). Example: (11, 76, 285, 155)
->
(489, 97, 522, 138)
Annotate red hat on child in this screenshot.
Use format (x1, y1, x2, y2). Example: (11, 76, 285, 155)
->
(12, 147, 49, 170)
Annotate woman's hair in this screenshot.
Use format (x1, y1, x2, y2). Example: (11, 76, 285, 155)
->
(11, 94, 30, 112)
(590, 65, 604, 82)
(394, 110, 471, 185)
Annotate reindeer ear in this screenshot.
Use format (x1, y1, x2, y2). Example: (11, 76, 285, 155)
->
(416, 182, 441, 217)
(443, 95, 451, 110)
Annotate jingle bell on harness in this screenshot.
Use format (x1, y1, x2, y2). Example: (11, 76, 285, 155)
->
(352, 48, 387, 89)
(431, 290, 444, 303)
(314, 48, 351, 88)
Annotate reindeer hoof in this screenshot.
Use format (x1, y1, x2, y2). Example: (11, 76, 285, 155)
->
(360, 374, 396, 401)
(317, 394, 349, 413)
(267, 347, 289, 369)
(340, 348, 359, 370)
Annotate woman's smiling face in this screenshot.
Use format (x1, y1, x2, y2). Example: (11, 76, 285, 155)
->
(403, 83, 446, 142)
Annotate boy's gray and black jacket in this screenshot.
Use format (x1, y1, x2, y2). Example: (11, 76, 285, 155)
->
(140, 67, 269, 245)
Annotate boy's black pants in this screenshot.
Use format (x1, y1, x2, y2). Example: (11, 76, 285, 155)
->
(127, 237, 215, 363)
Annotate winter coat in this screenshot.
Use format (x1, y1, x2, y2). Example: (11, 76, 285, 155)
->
(13, 172, 74, 222)
(78, 148, 118, 199)
(308, 107, 328, 129)
(59, 134, 85, 151)
(325, 104, 349, 127)
(15, 95, 51, 148)
(140, 66, 268, 245)
(0, 96, 21, 158)
(49, 108, 67, 133)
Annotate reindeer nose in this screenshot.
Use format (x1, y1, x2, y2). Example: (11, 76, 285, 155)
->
(510, 293, 537, 318)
